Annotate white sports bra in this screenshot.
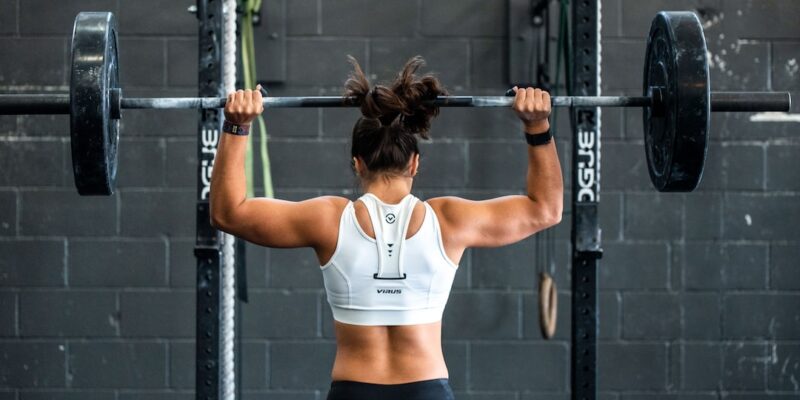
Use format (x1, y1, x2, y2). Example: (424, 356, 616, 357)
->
(320, 193, 458, 326)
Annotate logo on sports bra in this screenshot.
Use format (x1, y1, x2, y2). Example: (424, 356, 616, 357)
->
(377, 289, 402, 294)
(385, 213, 396, 224)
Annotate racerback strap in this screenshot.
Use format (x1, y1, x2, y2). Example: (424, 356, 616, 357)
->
(359, 193, 418, 280)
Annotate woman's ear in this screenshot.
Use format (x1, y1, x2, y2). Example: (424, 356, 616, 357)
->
(409, 153, 420, 177)
(352, 157, 362, 176)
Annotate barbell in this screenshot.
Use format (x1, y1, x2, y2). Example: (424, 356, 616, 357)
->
(0, 11, 791, 195)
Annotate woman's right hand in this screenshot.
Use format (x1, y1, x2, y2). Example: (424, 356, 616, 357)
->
(511, 86, 551, 134)
(224, 84, 265, 126)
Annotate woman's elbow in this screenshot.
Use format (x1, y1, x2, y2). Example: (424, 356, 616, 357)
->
(209, 203, 234, 232)
(548, 208, 563, 226)
(541, 200, 563, 228)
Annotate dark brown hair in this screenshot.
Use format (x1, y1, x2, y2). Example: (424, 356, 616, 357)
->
(344, 55, 447, 179)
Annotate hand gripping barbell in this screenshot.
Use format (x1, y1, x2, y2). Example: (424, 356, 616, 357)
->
(0, 12, 791, 195)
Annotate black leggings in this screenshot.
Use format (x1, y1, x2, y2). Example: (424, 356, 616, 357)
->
(325, 378, 455, 400)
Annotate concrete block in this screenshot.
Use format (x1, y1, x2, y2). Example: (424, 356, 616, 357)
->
(724, 244, 767, 289)
(286, 39, 366, 86)
(772, 42, 800, 92)
(723, 293, 800, 339)
(682, 292, 721, 340)
(471, 39, 506, 89)
(19, 290, 117, 337)
(470, 342, 567, 390)
(767, 144, 800, 191)
(684, 193, 722, 240)
(0, 0, 16, 35)
(442, 291, 519, 339)
(270, 140, 352, 188)
(416, 141, 467, 189)
(684, 243, 724, 290)
(167, 39, 198, 88)
(119, 39, 165, 88)
(767, 343, 800, 391)
(0, 292, 15, 336)
(724, 194, 800, 241)
(681, 343, 722, 390)
(721, 342, 766, 390)
(242, 291, 318, 339)
(120, 190, 195, 237)
(119, 0, 195, 35)
(119, 291, 194, 337)
(117, 138, 166, 188)
(467, 142, 527, 190)
(623, 192, 683, 240)
(771, 244, 800, 290)
(622, 293, 680, 339)
(0, 342, 65, 388)
(20, 190, 116, 236)
(69, 239, 167, 287)
(719, 0, 800, 39)
(322, 1, 416, 36)
(370, 39, 469, 89)
(0, 38, 66, 86)
(599, 242, 669, 289)
(421, 0, 506, 37)
(69, 342, 166, 388)
(598, 343, 667, 390)
(287, 0, 319, 36)
(164, 138, 195, 188)
(0, 239, 65, 287)
(269, 342, 336, 389)
(0, 140, 67, 187)
(269, 248, 324, 289)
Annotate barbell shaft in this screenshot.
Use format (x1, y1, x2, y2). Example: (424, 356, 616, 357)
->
(0, 91, 790, 114)
(119, 95, 654, 109)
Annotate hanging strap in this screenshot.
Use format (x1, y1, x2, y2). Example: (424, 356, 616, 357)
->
(359, 193, 418, 280)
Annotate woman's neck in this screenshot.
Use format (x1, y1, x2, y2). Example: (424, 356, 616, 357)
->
(361, 177, 413, 204)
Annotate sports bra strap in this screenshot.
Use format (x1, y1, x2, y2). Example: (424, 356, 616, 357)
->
(358, 193, 418, 280)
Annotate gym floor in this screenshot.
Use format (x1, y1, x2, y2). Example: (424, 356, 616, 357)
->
(0, 0, 799, 399)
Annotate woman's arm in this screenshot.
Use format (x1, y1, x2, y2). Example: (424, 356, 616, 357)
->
(209, 87, 341, 248)
(429, 87, 564, 248)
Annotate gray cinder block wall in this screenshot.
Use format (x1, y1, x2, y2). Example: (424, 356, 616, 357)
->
(1, 0, 799, 399)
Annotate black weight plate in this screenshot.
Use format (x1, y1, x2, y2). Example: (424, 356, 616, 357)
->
(642, 12, 709, 192)
(70, 12, 120, 195)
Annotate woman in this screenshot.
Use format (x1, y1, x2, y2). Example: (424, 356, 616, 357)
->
(210, 56, 563, 400)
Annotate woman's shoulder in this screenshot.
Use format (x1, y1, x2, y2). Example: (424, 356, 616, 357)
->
(311, 196, 352, 215)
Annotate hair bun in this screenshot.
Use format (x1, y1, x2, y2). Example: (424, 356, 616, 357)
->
(391, 56, 447, 138)
(344, 55, 446, 138)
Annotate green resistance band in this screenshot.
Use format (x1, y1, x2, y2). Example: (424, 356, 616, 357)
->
(241, 0, 274, 199)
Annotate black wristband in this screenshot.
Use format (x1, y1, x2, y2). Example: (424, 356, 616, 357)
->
(524, 129, 552, 146)
(223, 120, 250, 136)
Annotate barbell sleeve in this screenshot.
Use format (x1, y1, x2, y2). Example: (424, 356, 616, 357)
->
(711, 91, 792, 112)
(0, 94, 70, 114)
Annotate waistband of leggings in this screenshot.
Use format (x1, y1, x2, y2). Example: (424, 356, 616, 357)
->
(330, 378, 450, 388)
